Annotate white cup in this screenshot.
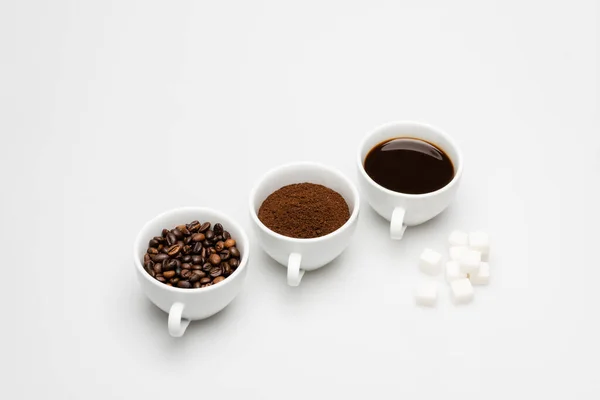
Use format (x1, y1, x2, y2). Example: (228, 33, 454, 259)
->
(133, 207, 250, 337)
(357, 121, 463, 239)
(249, 162, 360, 286)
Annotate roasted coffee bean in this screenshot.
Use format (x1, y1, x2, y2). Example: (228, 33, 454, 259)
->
(210, 267, 222, 277)
(201, 247, 208, 258)
(225, 239, 236, 248)
(202, 263, 212, 272)
(161, 245, 170, 254)
(205, 230, 215, 241)
(192, 233, 205, 242)
(167, 245, 181, 256)
(156, 276, 166, 283)
(157, 244, 164, 251)
(162, 228, 169, 237)
(193, 281, 201, 288)
(214, 223, 223, 235)
(170, 277, 180, 285)
(148, 238, 160, 248)
(182, 255, 192, 263)
(163, 259, 176, 271)
(181, 263, 192, 270)
(176, 225, 190, 235)
(213, 276, 225, 284)
(188, 220, 201, 232)
(191, 255, 203, 265)
(191, 264, 202, 270)
(229, 258, 239, 269)
(230, 247, 240, 258)
(221, 262, 232, 276)
(175, 267, 182, 275)
(200, 277, 211, 284)
(144, 260, 154, 271)
(173, 259, 181, 268)
(209, 254, 221, 265)
(153, 263, 162, 274)
(215, 241, 225, 252)
(172, 228, 184, 239)
(184, 236, 192, 245)
(178, 280, 191, 288)
(181, 269, 192, 279)
(189, 272, 202, 283)
(154, 236, 165, 243)
(163, 270, 176, 279)
(192, 242, 203, 254)
(166, 232, 177, 246)
(203, 239, 211, 247)
(220, 249, 230, 261)
(182, 245, 192, 255)
(199, 222, 211, 232)
(148, 269, 156, 278)
(152, 253, 169, 262)
(147, 247, 158, 255)
(144, 253, 151, 263)
(223, 231, 231, 240)
(209, 247, 216, 254)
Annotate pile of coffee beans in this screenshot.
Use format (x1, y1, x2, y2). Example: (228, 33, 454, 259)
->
(143, 220, 242, 289)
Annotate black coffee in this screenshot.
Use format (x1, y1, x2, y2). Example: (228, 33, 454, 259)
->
(364, 137, 454, 194)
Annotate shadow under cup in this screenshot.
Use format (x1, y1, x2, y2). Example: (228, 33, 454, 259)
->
(249, 162, 360, 272)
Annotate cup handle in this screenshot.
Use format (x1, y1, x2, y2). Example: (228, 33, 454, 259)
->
(287, 253, 305, 287)
(390, 207, 407, 240)
(168, 302, 191, 337)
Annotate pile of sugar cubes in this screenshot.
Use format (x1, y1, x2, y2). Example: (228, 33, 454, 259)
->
(415, 230, 490, 307)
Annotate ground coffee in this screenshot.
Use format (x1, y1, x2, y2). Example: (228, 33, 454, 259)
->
(258, 183, 350, 239)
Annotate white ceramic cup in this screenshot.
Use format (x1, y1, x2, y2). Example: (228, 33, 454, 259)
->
(133, 207, 250, 337)
(249, 162, 360, 286)
(357, 121, 463, 240)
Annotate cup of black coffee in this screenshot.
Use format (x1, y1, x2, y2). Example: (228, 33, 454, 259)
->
(356, 121, 463, 239)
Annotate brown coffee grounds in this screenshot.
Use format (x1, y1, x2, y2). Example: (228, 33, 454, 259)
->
(258, 183, 350, 239)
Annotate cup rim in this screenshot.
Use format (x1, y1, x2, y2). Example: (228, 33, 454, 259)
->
(248, 161, 360, 243)
(356, 120, 464, 198)
(133, 206, 250, 293)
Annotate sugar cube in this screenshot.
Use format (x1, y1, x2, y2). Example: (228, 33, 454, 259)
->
(450, 278, 474, 304)
(419, 248, 443, 275)
(469, 262, 490, 285)
(448, 230, 469, 247)
(449, 246, 469, 261)
(469, 231, 490, 258)
(415, 282, 438, 307)
(458, 249, 481, 274)
(445, 260, 467, 282)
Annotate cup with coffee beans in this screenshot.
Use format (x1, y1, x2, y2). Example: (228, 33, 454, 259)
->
(356, 121, 463, 240)
(249, 162, 360, 286)
(133, 207, 249, 337)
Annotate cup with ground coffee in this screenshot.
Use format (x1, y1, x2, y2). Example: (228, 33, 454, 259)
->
(133, 207, 250, 337)
(249, 162, 360, 286)
(357, 121, 463, 240)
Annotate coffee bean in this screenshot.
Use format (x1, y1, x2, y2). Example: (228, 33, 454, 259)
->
(178, 280, 191, 288)
(144, 260, 154, 271)
(220, 249, 230, 261)
(229, 258, 239, 269)
(173, 259, 181, 268)
(192, 233, 205, 242)
(182, 255, 192, 263)
(201, 247, 208, 258)
(167, 245, 181, 256)
(192, 242, 203, 254)
(163, 270, 176, 279)
(152, 253, 169, 263)
(193, 281, 201, 288)
(172, 228, 184, 239)
(209, 247, 216, 254)
(170, 277, 180, 285)
(163, 259, 176, 271)
(157, 244, 164, 251)
(148, 238, 160, 248)
(209, 254, 221, 265)
(147, 247, 158, 255)
(205, 230, 215, 241)
(188, 220, 201, 232)
(166, 232, 177, 246)
(223, 231, 231, 240)
(210, 267, 222, 277)
(200, 277, 211, 284)
(184, 236, 192, 245)
(153, 263, 162, 274)
(154, 236, 165, 243)
(182, 245, 192, 255)
(162, 228, 169, 237)
(161, 246, 170, 254)
(189, 271, 203, 283)
(214, 223, 223, 235)
(215, 241, 225, 252)
(221, 262, 232, 276)
(202, 262, 212, 272)
(176, 225, 190, 235)
(203, 239, 211, 247)
(230, 247, 240, 258)
(181, 263, 192, 270)
(144, 253, 151, 263)
(181, 269, 192, 279)
(175, 267, 181, 275)
(224, 239, 236, 248)
(200, 222, 211, 232)
(216, 235, 224, 242)
(191, 264, 202, 270)
(156, 276, 166, 283)
(213, 276, 225, 284)
(191, 255, 203, 264)
(148, 269, 156, 277)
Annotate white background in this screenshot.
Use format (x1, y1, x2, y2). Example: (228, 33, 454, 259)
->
(1, 1, 598, 399)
